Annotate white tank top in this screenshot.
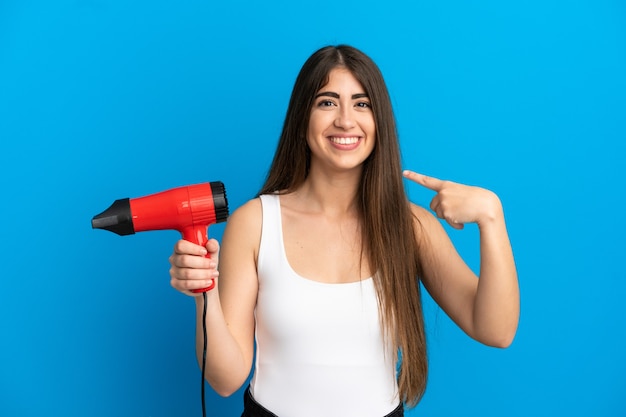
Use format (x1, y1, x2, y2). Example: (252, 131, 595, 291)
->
(250, 194, 400, 416)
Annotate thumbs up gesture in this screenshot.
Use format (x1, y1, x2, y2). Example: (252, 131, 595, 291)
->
(403, 170, 502, 230)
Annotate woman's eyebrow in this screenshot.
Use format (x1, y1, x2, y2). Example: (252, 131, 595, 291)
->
(314, 92, 369, 99)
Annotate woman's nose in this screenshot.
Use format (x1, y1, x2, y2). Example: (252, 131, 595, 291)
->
(334, 107, 356, 129)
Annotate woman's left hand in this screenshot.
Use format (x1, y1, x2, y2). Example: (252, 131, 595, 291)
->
(403, 170, 502, 230)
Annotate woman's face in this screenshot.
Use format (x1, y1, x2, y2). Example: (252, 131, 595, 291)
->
(306, 67, 376, 174)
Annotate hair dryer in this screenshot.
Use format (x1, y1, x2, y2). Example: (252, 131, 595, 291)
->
(91, 181, 229, 292)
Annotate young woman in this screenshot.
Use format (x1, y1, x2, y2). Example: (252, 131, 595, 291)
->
(169, 45, 519, 417)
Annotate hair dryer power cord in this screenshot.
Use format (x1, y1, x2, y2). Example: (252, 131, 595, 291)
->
(201, 291, 208, 417)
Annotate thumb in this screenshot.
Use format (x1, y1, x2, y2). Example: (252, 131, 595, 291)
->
(205, 238, 220, 257)
(403, 170, 445, 192)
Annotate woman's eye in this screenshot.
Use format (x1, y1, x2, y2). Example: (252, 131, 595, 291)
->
(318, 100, 335, 107)
(356, 101, 371, 109)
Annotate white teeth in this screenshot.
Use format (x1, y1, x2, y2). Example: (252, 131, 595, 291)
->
(330, 137, 359, 145)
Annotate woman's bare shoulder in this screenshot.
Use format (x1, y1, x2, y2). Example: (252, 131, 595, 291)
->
(224, 197, 263, 238)
(219, 197, 263, 285)
(408, 201, 452, 249)
(409, 202, 438, 227)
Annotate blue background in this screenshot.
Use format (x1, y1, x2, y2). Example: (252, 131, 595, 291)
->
(1, 0, 625, 415)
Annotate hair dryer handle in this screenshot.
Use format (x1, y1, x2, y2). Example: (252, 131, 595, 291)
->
(182, 225, 216, 293)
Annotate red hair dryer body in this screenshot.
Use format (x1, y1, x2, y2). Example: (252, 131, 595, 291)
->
(91, 181, 229, 292)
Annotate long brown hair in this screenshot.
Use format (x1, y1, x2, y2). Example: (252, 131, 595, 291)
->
(258, 45, 428, 407)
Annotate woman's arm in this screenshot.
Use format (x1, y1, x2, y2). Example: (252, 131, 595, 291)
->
(404, 170, 519, 347)
(170, 198, 262, 395)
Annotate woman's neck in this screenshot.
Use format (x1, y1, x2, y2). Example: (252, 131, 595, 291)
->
(292, 168, 361, 216)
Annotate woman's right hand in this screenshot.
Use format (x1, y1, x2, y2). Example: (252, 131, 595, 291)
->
(169, 238, 220, 296)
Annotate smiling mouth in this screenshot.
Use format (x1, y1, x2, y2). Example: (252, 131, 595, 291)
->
(329, 136, 360, 145)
